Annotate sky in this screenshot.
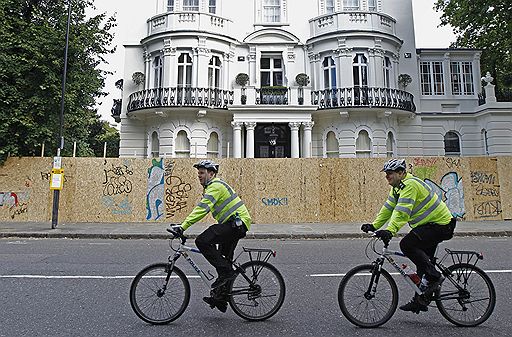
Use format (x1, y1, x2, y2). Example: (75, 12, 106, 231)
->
(91, 0, 456, 126)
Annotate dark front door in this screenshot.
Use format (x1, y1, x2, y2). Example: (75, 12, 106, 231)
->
(254, 123, 290, 158)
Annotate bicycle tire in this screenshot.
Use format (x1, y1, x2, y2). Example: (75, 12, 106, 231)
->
(338, 264, 398, 328)
(130, 263, 190, 324)
(435, 263, 496, 327)
(228, 261, 286, 321)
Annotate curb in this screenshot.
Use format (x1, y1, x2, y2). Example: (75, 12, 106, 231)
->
(0, 231, 510, 240)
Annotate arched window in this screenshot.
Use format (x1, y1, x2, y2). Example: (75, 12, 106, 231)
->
(323, 57, 337, 89)
(326, 131, 339, 158)
(481, 129, 489, 155)
(151, 131, 160, 158)
(177, 53, 193, 88)
(444, 131, 460, 156)
(208, 56, 221, 89)
(386, 132, 395, 157)
(175, 130, 190, 158)
(153, 56, 163, 88)
(353, 54, 368, 87)
(383, 56, 391, 88)
(356, 130, 371, 158)
(207, 132, 219, 158)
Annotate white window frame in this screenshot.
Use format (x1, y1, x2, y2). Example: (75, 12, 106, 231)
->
(444, 131, 461, 156)
(353, 53, 368, 87)
(386, 131, 395, 157)
(260, 55, 284, 86)
(355, 129, 372, 158)
(153, 56, 163, 88)
(208, 56, 221, 89)
(323, 56, 337, 89)
(256, 0, 287, 24)
(151, 131, 160, 158)
(209, 0, 216, 14)
(167, 0, 174, 12)
(183, 0, 199, 11)
(343, 0, 360, 11)
(177, 53, 193, 88)
(325, 130, 339, 158)
(383, 56, 391, 88)
(368, 0, 377, 11)
(450, 61, 474, 95)
(420, 61, 445, 95)
(174, 129, 191, 158)
(207, 131, 220, 158)
(326, 0, 335, 13)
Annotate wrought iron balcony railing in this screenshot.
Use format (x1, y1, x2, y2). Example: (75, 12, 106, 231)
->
(255, 87, 289, 105)
(311, 87, 416, 112)
(127, 87, 234, 112)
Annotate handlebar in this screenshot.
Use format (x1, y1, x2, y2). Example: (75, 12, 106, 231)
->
(167, 224, 187, 244)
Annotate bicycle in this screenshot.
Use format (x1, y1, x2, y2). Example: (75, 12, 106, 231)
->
(129, 224, 286, 324)
(338, 235, 496, 328)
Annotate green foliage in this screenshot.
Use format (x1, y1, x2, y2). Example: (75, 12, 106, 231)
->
(435, 0, 512, 93)
(295, 73, 310, 87)
(0, 0, 118, 164)
(398, 74, 412, 88)
(235, 73, 249, 86)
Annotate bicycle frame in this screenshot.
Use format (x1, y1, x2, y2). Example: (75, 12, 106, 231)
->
(169, 241, 215, 288)
(375, 247, 423, 295)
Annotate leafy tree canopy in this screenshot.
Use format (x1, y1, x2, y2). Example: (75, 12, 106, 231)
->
(435, 0, 512, 92)
(0, 0, 118, 163)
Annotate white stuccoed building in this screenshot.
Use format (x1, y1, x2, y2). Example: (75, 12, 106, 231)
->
(116, 0, 512, 159)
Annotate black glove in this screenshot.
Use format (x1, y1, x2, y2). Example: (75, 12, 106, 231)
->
(168, 225, 184, 238)
(361, 223, 375, 233)
(375, 229, 393, 242)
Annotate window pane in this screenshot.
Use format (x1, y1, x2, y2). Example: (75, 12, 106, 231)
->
(273, 72, 283, 86)
(444, 132, 460, 155)
(261, 72, 271, 86)
(151, 131, 159, 157)
(273, 58, 282, 68)
(209, 0, 216, 14)
(261, 58, 270, 69)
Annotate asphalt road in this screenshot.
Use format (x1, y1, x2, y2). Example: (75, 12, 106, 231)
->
(0, 237, 511, 337)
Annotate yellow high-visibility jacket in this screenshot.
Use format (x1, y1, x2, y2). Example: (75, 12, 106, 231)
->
(181, 178, 251, 231)
(372, 173, 452, 235)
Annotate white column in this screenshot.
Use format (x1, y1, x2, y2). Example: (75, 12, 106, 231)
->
(144, 50, 151, 89)
(232, 121, 243, 158)
(245, 122, 256, 158)
(302, 121, 314, 158)
(289, 122, 301, 158)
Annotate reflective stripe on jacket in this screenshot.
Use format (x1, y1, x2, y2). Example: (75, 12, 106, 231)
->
(372, 173, 452, 235)
(181, 177, 251, 231)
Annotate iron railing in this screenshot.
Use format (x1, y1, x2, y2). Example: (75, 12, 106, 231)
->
(256, 87, 289, 105)
(311, 87, 416, 112)
(127, 87, 234, 112)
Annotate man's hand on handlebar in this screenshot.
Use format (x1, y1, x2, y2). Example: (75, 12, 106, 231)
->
(374, 229, 393, 242)
(167, 224, 184, 238)
(360, 223, 375, 233)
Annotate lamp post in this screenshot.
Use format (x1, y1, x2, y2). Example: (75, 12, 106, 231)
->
(51, 0, 72, 229)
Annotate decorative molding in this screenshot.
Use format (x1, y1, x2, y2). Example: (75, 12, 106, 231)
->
(303, 121, 315, 129)
(244, 122, 257, 129)
(231, 121, 243, 129)
(339, 111, 349, 118)
(288, 122, 301, 129)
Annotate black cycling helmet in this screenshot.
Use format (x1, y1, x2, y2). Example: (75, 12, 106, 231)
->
(193, 160, 219, 173)
(381, 158, 406, 172)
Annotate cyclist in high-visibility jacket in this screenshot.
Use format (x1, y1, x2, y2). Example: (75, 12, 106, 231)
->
(361, 158, 456, 314)
(173, 160, 251, 313)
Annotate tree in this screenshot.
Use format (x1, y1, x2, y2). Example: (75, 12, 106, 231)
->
(0, 0, 117, 163)
(435, 0, 512, 97)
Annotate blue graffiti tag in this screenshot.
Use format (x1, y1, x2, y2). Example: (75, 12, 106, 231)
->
(261, 197, 288, 206)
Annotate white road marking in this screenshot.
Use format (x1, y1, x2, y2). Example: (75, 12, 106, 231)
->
(0, 275, 201, 279)
(308, 269, 512, 277)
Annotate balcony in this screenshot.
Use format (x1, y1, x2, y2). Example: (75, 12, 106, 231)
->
(311, 87, 416, 112)
(147, 12, 232, 37)
(127, 87, 234, 113)
(255, 87, 289, 105)
(309, 11, 396, 39)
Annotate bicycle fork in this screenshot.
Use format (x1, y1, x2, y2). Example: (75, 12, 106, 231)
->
(156, 253, 181, 297)
(365, 260, 385, 299)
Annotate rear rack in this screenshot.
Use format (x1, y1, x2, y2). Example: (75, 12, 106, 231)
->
(440, 248, 483, 267)
(234, 247, 276, 263)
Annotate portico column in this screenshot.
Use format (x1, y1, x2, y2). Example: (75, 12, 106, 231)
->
(302, 121, 314, 158)
(245, 122, 256, 158)
(289, 122, 301, 158)
(231, 121, 243, 158)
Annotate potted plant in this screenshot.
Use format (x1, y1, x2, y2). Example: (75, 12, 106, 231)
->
(235, 73, 249, 104)
(398, 73, 412, 89)
(132, 71, 145, 87)
(295, 73, 310, 105)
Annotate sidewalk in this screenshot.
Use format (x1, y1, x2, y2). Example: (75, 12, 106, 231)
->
(0, 220, 510, 239)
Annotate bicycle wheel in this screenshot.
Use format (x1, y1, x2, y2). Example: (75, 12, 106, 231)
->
(338, 264, 398, 328)
(130, 263, 190, 324)
(435, 263, 496, 327)
(228, 261, 286, 321)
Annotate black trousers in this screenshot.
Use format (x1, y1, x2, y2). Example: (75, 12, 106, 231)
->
(195, 221, 247, 276)
(399, 219, 455, 282)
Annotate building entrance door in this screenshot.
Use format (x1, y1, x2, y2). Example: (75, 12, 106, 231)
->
(254, 123, 290, 158)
